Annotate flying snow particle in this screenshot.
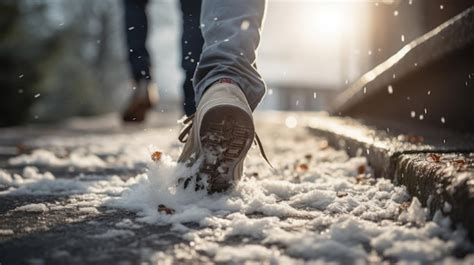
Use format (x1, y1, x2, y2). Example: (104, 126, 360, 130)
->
(401, 35, 405, 42)
(34, 93, 40, 98)
(268, 89, 273, 95)
(213, 17, 218, 21)
(440, 5, 444, 10)
(313, 92, 317, 99)
(387, 85, 394, 94)
(393, 10, 399, 16)
(128, 26, 135, 31)
(241, 20, 250, 31)
(419, 115, 424, 120)
(441, 117, 446, 124)
(363, 87, 367, 94)
(427, 90, 431, 95)
(19, 74, 24, 79)
(410, 111, 416, 118)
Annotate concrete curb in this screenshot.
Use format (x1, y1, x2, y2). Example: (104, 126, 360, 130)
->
(306, 115, 474, 238)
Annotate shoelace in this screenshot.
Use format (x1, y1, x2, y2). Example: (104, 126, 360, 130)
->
(178, 114, 273, 169)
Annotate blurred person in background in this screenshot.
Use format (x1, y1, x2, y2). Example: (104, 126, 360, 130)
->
(122, 0, 203, 122)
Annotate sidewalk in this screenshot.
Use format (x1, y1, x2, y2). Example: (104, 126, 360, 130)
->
(0, 112, 473, 264)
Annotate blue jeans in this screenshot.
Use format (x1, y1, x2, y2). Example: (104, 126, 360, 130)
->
(123, 0, 204, 116)
(193, 0, 267, 111)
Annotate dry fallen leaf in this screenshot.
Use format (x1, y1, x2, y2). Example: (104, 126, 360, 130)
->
(157, 204, 175, 215)
(427, 153, 441, 162)
(452, 159, 467, 170)
(296, 163, 309, 173)
(151, 151, 162, 162)
(357, 165, 366, 174)
(304, 154, 313, 160)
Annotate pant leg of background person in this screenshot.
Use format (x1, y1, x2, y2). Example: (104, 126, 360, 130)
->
(179, 0, 204, 116)
(193, 0, 267, 111)
(123, 0, 152, 82)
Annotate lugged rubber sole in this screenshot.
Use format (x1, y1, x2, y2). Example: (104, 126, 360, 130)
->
(199, 105, 254, 193)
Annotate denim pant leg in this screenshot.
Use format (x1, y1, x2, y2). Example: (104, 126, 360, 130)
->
(193, 0, 267, 111)
(180, 0, 204, 116)
(123, 0, 151, 82)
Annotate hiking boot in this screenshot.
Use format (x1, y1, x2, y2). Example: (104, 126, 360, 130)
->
(122, 79, 158, 122)
(178, 80, 255, 193)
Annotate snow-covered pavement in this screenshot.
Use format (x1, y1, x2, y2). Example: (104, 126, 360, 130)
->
(0, 113, 473, 264)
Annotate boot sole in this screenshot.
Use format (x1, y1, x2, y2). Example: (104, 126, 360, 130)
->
(199, 105, 254, 193)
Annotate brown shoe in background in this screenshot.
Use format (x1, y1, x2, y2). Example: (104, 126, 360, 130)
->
(122, 79, 159, 123)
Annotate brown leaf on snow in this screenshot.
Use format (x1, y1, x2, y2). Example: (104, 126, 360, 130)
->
(427, 153, 441, 162)
(357, 165, 366, 174)
(304, 154, 313, 160)
(296, 163, 309, 173)
(157, 204, 175, 215)
(151, 151, 163, 162)
(452, 159, 467, 170)
(453, 159, 466, 166)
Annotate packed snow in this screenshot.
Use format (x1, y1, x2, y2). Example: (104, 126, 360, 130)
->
(1, 122, 473, 264)
(13, 203, 49, 213)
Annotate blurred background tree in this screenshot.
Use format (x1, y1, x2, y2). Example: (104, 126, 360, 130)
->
(0, 0, 128, 126)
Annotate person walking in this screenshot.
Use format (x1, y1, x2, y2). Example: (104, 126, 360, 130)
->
(177, 0, 268, 193)
(122, 0, 204, 122)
